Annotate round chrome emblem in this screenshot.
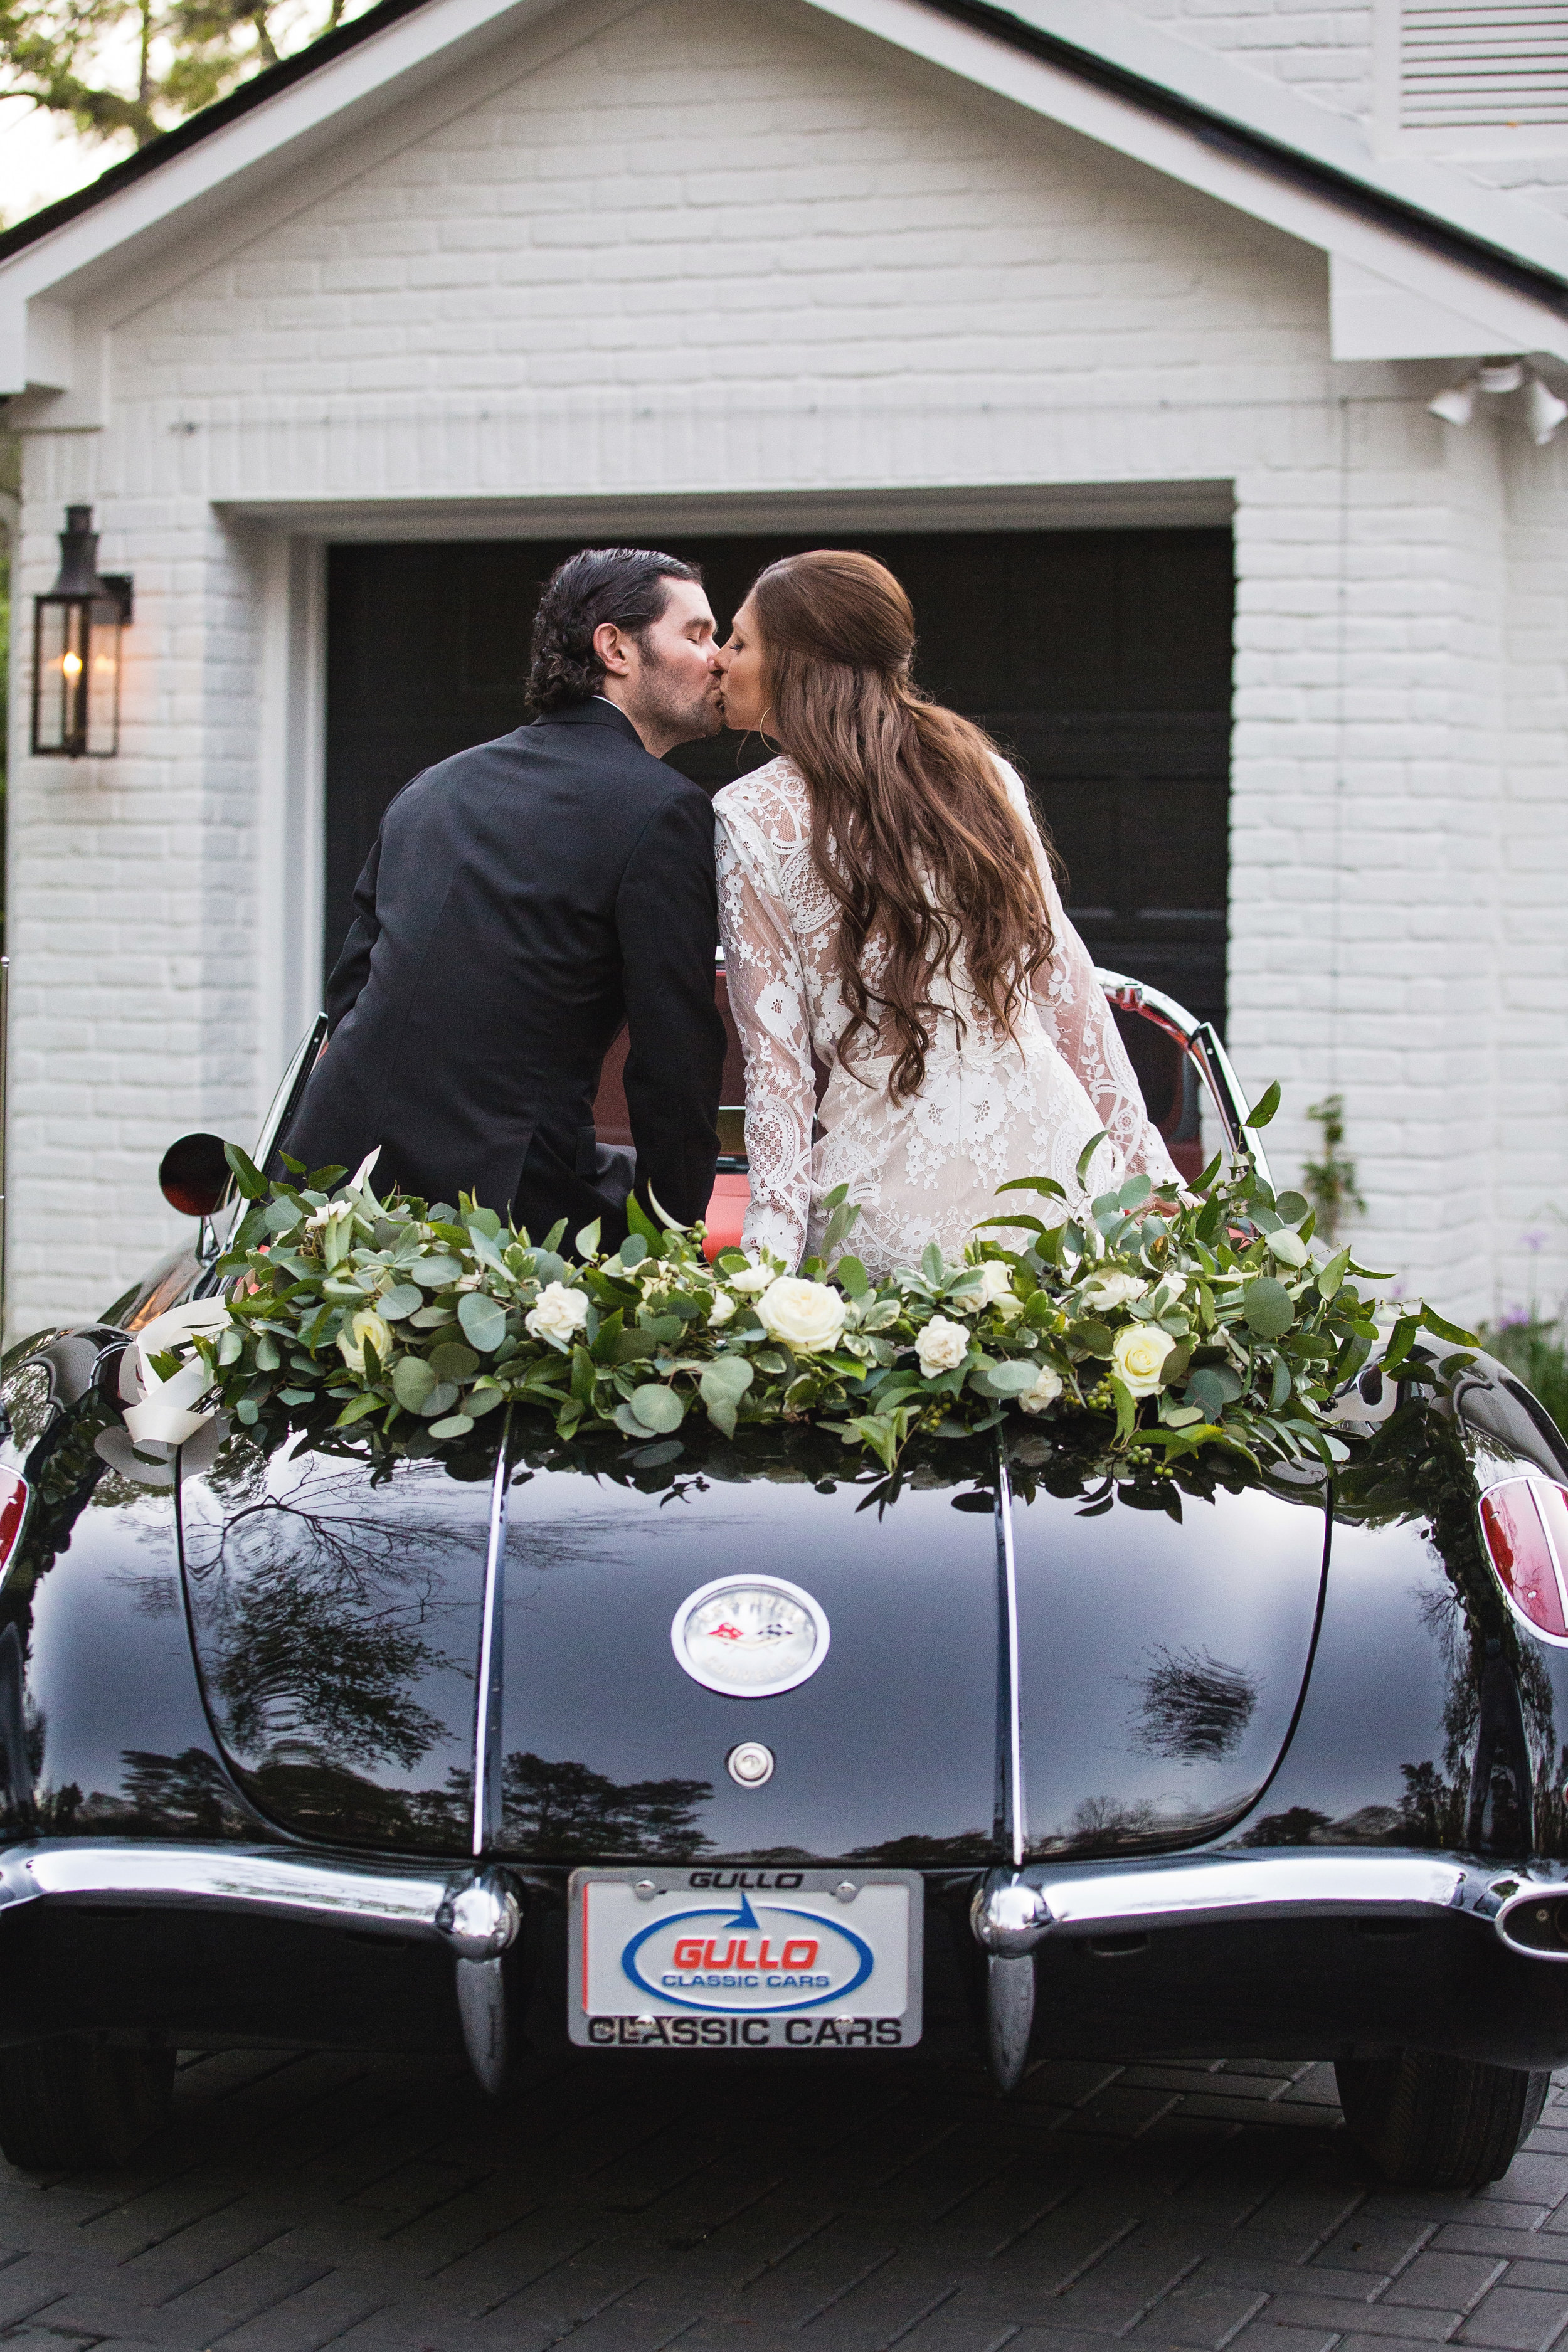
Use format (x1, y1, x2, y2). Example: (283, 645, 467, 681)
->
(727, 1741, 775, 1787)
(670, 1576, 830, 1698)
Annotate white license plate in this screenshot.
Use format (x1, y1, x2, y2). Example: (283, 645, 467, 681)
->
(568, 1867, 923, 2050)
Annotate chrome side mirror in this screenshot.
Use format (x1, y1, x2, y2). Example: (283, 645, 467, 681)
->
(158, 1132, 233, 1221)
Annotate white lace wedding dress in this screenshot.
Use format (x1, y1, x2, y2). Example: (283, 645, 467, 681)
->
(712, 755, 1180, 1278)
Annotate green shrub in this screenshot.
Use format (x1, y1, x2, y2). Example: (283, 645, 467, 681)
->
(1482, 1316, 1568, 1435)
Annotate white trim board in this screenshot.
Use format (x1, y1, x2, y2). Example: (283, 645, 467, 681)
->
(216, 481, 1241, 540)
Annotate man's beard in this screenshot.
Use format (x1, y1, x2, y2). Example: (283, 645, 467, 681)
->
(631, 642, 722, 744)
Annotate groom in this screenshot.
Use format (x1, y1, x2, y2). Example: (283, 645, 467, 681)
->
(282, 547, 728, 1246)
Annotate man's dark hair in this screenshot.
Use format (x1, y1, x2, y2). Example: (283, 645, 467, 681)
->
(526, 547, 702, 714)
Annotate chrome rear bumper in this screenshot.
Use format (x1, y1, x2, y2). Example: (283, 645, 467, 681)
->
(972, 1851, 1568, 1958)
(969, 1851, 1568, 2094)
(0, 1841, 520, 2092)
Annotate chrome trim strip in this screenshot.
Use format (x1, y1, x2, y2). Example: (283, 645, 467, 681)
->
(472, 1409, 512, 1857)
(996, 1457, 1024, 1869)
(972, 1852, 1568, 1957)
(0, 1841, 470, 1938)
(1093, 965, 1273, 1189)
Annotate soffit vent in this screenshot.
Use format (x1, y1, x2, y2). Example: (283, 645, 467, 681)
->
(1400, 2, 1568, 128)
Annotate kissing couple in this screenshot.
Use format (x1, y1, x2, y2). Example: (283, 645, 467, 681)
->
(283, 544, 1177, 1276)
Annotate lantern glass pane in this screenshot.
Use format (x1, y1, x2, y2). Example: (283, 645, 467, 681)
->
(85, 598, 121, 757)
(33, 600, 76, 754)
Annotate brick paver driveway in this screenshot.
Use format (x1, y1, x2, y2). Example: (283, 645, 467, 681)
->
(0, 2050, 1562, 2352)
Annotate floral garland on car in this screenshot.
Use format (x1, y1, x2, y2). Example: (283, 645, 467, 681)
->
(120, 1090, 1475, 1480)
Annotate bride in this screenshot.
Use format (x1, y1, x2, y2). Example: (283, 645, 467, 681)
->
(711, 549, 1180, 1279)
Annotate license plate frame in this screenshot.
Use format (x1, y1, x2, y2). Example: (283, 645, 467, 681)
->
(568, 1867, 924, 2050)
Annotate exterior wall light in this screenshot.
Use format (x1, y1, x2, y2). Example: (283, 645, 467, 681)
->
(1428, 358, 1567, 446)
(30, 505, 134, 758)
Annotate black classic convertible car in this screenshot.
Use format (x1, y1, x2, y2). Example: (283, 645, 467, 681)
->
(1, 973, 1567, 2192)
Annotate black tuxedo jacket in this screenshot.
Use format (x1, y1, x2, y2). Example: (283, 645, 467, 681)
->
(283, 699, 725, 1245)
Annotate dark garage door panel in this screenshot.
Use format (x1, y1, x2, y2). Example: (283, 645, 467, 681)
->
(324, 528, 1233, 1031)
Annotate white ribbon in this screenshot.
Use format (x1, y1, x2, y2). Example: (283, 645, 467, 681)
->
(122, 1297, 231, 1446)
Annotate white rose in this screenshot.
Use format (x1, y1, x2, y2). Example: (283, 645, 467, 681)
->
(339, 1307, 395, 1375)
(1081, 1270, 1147, 1310)
(525, 1281, 591, 1346)
(1111, 1322, 1176, 1398)
(728, 1263, 775, 1295)
(1019, 1364, 1064, 1416)
(972, 1261, 1017, 1310)
(916, 1315, 970, 1377)
(756, 1277, 847, 1354)
(707, 1290, 738, 1327)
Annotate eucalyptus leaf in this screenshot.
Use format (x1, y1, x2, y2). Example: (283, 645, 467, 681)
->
(428, 1414, 474, 1439)
(418, 1382, 460, 1419)
(457, 1291, 508, 1353)
(971, 1360, 1043, 1397)
(430, 1342, 480, 1384)
(628, 1383, 685, 1434)
(700, 1357, 755, 1406)
(1243, 1277, 1294, 1340)
(1268, 1229, 1309, 1268)
(393, 1357, 436, 1411)
(411, 1254, 465, 1290)
(379, 1284, 424, 1322)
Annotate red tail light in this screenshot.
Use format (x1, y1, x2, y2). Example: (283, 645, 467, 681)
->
(1480, 1477, 1568, 1641)
(0, 1469, 28, 1576)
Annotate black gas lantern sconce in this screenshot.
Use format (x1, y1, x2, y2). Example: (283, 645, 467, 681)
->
(30, 506, 134, 758)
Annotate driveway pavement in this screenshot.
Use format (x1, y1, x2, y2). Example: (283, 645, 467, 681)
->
(0, 2050, 1563, 2352)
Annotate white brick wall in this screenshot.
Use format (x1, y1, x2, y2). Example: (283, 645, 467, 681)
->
(1118, 0, 1568, 220)
(8, 0, 1565, 1332)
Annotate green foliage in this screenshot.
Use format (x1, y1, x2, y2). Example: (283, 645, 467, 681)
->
(1301, 1093, 1365, 1246)
(1483, 1315, 1568, 1436)
(0, 0, 371, 161)
(137, 1132, 1480, 1482)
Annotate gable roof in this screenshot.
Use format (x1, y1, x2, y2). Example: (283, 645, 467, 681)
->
(4, 0, 1568, 400)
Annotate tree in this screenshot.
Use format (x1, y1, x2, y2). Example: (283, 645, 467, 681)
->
(1, 0, 368, 156)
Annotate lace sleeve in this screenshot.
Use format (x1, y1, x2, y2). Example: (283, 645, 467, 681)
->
(714, 801, 817, 1270)
(997, 763, 1182, 1188)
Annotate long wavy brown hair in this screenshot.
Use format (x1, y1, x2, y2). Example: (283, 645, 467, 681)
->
(747, 549, 1055, 1103)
